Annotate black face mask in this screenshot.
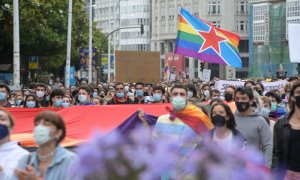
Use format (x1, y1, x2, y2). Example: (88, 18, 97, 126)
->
(257, 90, 263, 96)
(236, 101, 250, 112)
(144, 91, 149, 96)
(224, 93, 233, 102)
(212, 114, 226, 127)
(295, 96, 300, 108)
(0, 124, 9, 140)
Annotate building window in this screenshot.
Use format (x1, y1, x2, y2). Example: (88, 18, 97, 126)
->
(208, 1, 221, 15)
(210, 21, 221, 28)
(238, 40, 249, 53)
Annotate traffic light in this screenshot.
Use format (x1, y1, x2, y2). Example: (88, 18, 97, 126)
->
(140, 24, 144, 35)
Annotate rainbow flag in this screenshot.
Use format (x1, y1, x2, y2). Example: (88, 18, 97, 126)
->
(163, 59, 169, 79)
(175, 7, 242, 68)
(167, 105, 214, 135)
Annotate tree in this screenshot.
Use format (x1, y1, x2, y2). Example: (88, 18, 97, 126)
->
(0, 0, 107, 75)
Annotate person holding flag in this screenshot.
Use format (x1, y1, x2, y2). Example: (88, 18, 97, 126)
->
(152, 84, 214, 155)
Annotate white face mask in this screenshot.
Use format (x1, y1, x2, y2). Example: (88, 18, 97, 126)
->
(188, 91, 194, 98)
(36, 91, 45, 98)
(78, 95, 87, 103)
(203, 90, 210, 97)
(33, 125, 55, 145)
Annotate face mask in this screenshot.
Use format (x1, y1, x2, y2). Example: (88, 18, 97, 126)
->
(93, 92, 98, 97)
(78, 95, 87, 103)
(153, 93, 162, 102)
(26, 101, 36, 108)
(116, 92, 125, 99)
(203, 90, 210, 97)
(131, 89, 135, 93)
(46, 95, 50, 101)
(224, 93, 233, 102)
(188, 91, 194, 98)
(0, 124, 9, 140)
(33, 124, 54, 145)
(136, 90, 144, 97)
(16, 100, 22, 106)
(257, 90, 263, 96)
(271, 102, 277, 111)
(144, 91, 149, 96)
(36, 91, 45, 98)
(295, 96, 300, 108)
(235, 101, 250, 112)
(62, 102, 70, 108)
(262, 108, 270, 118)
(212, 114, 226, 127)
(172, 96, 186, 111)
(54, 99, 63, 107)
(0, 92, 7, 101)
(49, 81, 53, 85)
(125, 86, 129, 91)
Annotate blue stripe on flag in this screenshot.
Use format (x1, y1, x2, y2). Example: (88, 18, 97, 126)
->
(176, 39, 202, 52)
(220, 42, 242, 68)
(180, 8, 210, 32)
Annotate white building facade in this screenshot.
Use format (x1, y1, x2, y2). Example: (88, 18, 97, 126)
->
(151, 0, 250, 80)
(93, 0, 151, 51)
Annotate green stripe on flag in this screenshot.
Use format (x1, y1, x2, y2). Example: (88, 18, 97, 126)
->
(177, 31, 204, 44)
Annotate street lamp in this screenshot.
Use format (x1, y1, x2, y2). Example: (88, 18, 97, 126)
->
(88, 1, 96, 84)
(98, 24, 144, 82)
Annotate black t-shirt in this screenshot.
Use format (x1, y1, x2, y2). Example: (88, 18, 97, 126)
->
(134, 97, 145, 104)
(38, 98, 49, 107)
(288, 129, 300, 171)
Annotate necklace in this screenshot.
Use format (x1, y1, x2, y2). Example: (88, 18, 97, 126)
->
(37, 150, 56, 162)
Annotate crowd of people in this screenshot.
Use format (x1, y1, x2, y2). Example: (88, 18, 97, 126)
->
(0, 76, 300, 179)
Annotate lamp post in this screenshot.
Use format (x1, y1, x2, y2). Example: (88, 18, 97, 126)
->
(65, 0, 72, 88)
(98, 25, 144, 82)
(13, 0, 20, 89)
(88, 0, 93, 84)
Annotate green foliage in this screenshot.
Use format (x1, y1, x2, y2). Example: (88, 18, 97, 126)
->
(0, 0, 107, 72)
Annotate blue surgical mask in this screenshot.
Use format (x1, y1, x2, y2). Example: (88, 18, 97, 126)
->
(136, 90, 144, 97)
(62, 102, 70, 108)
(54, 99, 63, 107)
(116, 92, 125, 99)
(33, 124, 54, 145)
(16, 100, 22, 106)
(78, 95, 87, 103)
(172, 96, 186, 111)
(153, 93, 162, 102)
(93, 92, 98, 97)
(0, 92, 7, 101)
(26, 101, 36, 108)
(262, 107, 270, 118)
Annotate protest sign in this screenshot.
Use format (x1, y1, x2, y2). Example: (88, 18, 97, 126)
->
(288, 24, 300, 63)
(115, 51, 160, 83)
(214, 80, 288, 94)
(202, 69, 211, 82)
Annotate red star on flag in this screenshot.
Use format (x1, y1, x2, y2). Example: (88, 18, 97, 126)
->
(198, 27, 226, 54)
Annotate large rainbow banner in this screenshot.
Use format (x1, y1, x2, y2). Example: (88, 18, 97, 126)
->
(7, 105, 170, 147)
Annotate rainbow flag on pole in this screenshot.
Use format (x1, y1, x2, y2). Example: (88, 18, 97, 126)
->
(175, 7, 242, 68)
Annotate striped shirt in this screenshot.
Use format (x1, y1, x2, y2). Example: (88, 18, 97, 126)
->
(153, 114, 201, 155)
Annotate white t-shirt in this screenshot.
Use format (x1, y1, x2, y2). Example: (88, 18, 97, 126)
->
(213, 131, 234, 148)
(0, 141, 29, 180)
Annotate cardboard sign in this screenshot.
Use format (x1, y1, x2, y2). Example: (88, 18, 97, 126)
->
(115, 51, 161, 83)
(288, 24, 300, 63)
